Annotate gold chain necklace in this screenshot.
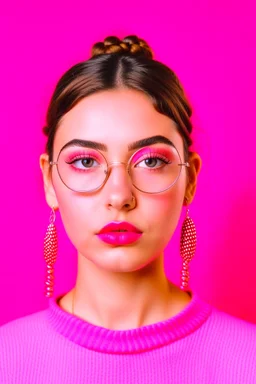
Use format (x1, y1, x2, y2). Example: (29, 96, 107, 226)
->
(71, 288, 75, 315)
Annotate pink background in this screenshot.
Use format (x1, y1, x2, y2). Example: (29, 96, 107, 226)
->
(1, 0, 256, 326)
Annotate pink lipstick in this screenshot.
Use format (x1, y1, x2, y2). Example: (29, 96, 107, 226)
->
(97, 221, 143, 245)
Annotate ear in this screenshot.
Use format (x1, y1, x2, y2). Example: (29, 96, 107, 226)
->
(184, 151, 202, 206)
(39, 153, 59, 209)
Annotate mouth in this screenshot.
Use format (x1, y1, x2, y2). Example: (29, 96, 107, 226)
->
(98, 221, 142, 235)
(96, 230, 143, 245)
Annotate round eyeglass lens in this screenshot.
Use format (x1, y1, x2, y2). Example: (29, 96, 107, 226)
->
(56, 147, 108, 192)
(129, 145, 182, 193)
(55, 145, 183, 193)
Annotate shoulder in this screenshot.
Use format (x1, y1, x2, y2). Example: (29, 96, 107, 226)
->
(183, 297, 256, 381)
(208, 305, 256, 341)
(200, 304, 256, 374)
(0, 307, 57, 377)
(188, 294, 256, 356)
(0, 308, 48, 335)
(0, 308, 50, 352)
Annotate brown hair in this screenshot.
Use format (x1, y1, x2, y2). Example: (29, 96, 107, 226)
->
(43, 35, 193, 163)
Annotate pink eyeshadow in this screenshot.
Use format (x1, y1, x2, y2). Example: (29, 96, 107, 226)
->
(131, 147, 174, 163)
(64, 150, 104, 163)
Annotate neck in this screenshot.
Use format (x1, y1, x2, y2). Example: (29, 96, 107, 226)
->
(63, 252, 191, 331)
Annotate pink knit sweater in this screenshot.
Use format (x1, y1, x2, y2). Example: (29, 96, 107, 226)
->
(1, 290, 256, 383)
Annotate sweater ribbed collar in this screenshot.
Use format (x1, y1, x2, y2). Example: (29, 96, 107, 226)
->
(47, 290, 212, 354)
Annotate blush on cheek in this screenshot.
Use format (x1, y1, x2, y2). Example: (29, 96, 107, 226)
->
(58, 208, 86, 250)
(151, 186, 184, 234)
(56, 189, 97, 252)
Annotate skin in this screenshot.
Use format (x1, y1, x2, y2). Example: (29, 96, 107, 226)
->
(40, 88, 201, 330)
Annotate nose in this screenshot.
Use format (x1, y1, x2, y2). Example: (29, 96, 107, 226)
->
(103, 162, 135, 210)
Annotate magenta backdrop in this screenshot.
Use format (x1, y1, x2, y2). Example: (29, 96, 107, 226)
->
(1, 1, 256, 325)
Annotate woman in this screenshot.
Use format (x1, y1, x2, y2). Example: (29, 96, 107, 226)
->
(1, 35, 256, 383)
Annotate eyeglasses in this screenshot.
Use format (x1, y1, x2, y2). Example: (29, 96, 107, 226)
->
(50, 144, 190, 194)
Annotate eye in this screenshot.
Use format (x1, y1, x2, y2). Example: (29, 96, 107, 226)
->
(135, 154, 171, 169)
(66, 156, 100, 169)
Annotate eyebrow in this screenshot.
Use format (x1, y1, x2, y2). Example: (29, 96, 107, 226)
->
(60, 135, 175, 153)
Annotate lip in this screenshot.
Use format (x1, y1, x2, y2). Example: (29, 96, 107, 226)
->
(98, 221, 142, 234)
(97, 232, 143, 245)
(97, 221, 143, 246)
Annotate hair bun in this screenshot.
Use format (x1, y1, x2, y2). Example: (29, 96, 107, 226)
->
(91, 35, 153, 59)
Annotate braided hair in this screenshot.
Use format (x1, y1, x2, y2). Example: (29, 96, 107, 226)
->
(91, 35, 153, 59)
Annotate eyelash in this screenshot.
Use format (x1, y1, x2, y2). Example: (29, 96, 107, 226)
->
(135, 153, 171, 167)
(65, 152, 172, 172)
(66, 154, 95, 164)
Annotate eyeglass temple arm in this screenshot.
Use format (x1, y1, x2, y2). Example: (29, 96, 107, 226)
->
(178, 162, 190, 167)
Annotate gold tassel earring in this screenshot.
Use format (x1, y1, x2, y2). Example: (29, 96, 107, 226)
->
(43, 206, 58, 298)
(180, 202, 197, 291)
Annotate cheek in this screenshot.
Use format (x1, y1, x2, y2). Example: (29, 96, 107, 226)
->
(52, 175, 93, 247)
(145, 178, 186, 239)
(58, 195, 88, 244)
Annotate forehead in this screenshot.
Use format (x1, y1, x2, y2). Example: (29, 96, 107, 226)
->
(53, 88, 184, 157)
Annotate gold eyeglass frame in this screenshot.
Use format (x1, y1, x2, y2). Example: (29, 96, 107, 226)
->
(49, 144, 190, 194)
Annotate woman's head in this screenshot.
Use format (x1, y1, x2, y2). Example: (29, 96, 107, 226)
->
(40, 35, 201, 273)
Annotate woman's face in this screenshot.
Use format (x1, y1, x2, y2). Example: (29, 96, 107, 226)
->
(40, 88, 198, 273)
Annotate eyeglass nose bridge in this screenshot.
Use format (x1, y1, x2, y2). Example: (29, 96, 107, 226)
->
(103, 161, 131, 176)
(108, 161, 127, 165)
